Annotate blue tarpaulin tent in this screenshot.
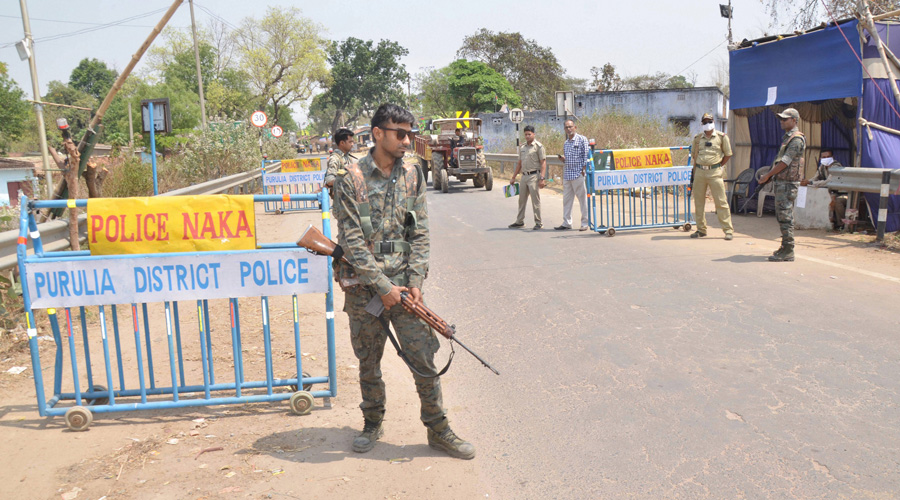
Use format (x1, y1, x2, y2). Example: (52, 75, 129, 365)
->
(729, 19, 900, 231)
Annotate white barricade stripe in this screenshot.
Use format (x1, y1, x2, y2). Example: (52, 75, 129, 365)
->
(325, 311, 335, 319)
(593, 166, 693, 192)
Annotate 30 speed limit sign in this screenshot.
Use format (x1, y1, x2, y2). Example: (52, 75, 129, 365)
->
(250, 110, 268, 128)
(270, 125, 283, 138)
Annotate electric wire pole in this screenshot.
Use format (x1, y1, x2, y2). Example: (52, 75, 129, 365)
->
(189, 0, 207, 128)
(18, 0, 52, 199)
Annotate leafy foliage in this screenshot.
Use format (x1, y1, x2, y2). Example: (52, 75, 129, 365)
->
(0, 67, 29, 154)
(69, 58, 118, 101)
(760, 0, 898, 30)
(415, 66, 454, 117)
(446, 60, 520, 113)
(590, 63, 624, 92)
(457, 29, 565, 109)
(319, 37, 409, 133)
(236, 6, 328, 126)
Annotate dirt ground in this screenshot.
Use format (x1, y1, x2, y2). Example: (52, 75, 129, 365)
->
(0, 202, 490, 500)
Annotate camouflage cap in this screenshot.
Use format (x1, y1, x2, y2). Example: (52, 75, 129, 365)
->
(776, 108, 800, 120)
(701, 113, 714, 121)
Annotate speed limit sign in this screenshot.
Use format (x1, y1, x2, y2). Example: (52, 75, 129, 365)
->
(250, 110, 268, 128)
(270, 125, 283, 138)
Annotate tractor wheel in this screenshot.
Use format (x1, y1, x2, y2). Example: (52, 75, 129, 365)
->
(440, 169, 449, 193)
(484, 168, 494, 191)
(472, 173, 485, 188)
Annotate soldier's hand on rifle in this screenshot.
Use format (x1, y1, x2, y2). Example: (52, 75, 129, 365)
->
(381, 285, 408, 310)
(407, 287, 423, 307)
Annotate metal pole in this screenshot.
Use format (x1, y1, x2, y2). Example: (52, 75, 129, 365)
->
(18, 0, 52, 199)
(128, 103, 134, 150)
(149, 102, 159, 196)
(876, 169, 891, 242)
(727, 0, 733, 46)
(188, 0, 207, 128)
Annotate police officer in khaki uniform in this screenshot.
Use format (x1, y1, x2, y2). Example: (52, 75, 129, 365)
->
(508, 125, 547, 230)
(690, 113, 735, 240)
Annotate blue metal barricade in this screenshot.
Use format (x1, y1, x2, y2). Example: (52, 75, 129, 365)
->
(16, 192, 337, 430)
(262, 158, 327, 214)
(587, 146, 695, 236)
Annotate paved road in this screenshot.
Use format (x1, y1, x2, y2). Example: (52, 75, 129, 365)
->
(423, 178, 900, 499)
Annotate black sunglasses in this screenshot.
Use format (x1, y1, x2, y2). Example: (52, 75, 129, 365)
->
(378, 126, 418, 140)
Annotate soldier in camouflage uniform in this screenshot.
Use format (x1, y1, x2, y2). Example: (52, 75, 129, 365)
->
(334, 103, 475, 460)
(759, 108, 805, 262)
(321, 128, 355, 217)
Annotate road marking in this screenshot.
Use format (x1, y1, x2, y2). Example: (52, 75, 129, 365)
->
(797, 254, 900, 284)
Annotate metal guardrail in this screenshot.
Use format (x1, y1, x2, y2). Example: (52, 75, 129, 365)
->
(484, 153, 564, 167)
(0, 162, 281, 272)
(827, 166, 900, 193)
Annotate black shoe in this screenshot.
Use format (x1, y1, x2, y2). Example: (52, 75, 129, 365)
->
(690, 231, 707, 238)
(352, 420, 384, 453)
(533, 224, 543, 230)
(554, 225, 571, 230)
(508, 222, 524, 228)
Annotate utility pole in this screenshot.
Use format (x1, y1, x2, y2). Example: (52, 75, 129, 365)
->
(189, 0, 207, 128)
(128, 103, 134, 150)
(18, 0, 52, 199)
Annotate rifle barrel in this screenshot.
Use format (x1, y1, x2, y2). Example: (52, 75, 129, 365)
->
(450, 336, 500, 375)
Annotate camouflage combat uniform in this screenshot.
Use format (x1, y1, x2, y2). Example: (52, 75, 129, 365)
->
(324, 151, 349, 217)
(334, 151, 446, 427)
(772, 127, 806, 250)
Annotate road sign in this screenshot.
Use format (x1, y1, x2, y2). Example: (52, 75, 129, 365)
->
(509, 108, 524, 124)
(140, 98, 172, 134)
(251, 110, 268, 128)
(556, 91, 575, 117)
(455, 110, 470, 128)
(271, 125, 283, 138)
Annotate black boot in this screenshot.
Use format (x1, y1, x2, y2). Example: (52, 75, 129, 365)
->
(352, 419, 384, 453)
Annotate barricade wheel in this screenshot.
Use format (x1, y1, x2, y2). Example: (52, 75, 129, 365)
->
(88, 385, 109, 406)
(289, 372, 313, 392)
(289, 391, 315, 416)
(275, 209, 283, 215)
(682, 223, 692, 232)
(607, 227, 616, 237)
(65, 406, 93, 431)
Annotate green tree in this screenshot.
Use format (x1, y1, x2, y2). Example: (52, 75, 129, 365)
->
(415, 66, 454, 117)
(235, 6, 328, 126)
(69, 58, 118, 102)
(319, 37, 409, 133)
(308, 93, 339, 135)
(590, 63, 623, 92)
(446, 60, 521, 113)
(457, 29, 565, 109)
(43, 81, 95, 148)
(760, 0, 898, 30)
(0, 63, 30, 153)
(619, 72, 694, 91)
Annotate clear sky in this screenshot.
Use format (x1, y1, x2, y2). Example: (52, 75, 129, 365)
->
(0, 0, 774, 122)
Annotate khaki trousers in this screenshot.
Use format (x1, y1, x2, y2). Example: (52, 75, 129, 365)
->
(563, 175, 589, 228)
(515, 172, 541, 225)
(692, 167, 733, 235)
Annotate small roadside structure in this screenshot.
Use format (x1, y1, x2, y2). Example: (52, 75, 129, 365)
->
(0, 158, 36, 207)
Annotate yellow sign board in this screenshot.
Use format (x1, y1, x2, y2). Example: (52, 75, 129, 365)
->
(455, 110, 470, 129)
(87, 195, 257, 255)
(280, 158, 322, 172)
(612, 148, 673, 170)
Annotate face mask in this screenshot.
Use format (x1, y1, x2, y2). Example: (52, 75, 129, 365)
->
(702, 123, 715, 132)
(820, 157, 834, 166)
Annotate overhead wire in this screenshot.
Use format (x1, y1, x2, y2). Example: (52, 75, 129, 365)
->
(672, 36, 728, 78)
(0, 7, 168, 49)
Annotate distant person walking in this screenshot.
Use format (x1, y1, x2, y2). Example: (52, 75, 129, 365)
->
(690, 113, 734, 240)
(758, 107, 805, 262)
(555, 120, 591, 231)
(508, 125, 547, 230)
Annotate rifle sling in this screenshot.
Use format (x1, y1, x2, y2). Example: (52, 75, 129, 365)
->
(376, 315, 453, 379)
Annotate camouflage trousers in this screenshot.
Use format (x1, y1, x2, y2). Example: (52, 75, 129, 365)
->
(775, 181, 799, 246)
(343, 289, 446, 427)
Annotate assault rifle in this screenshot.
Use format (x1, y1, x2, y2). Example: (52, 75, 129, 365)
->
(296, 225, 500, 376)
(739, 183, 764, 213)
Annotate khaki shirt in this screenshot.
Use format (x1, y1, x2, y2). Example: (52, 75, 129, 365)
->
(519, 140, 546, 175)
(692, 130, 732, 166)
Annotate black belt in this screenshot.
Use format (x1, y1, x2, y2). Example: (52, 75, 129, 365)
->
(524, 171, 539, 175)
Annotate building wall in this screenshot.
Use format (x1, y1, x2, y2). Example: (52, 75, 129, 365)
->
(0, 169, 35, 206)
(478, 87, 729, 153)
